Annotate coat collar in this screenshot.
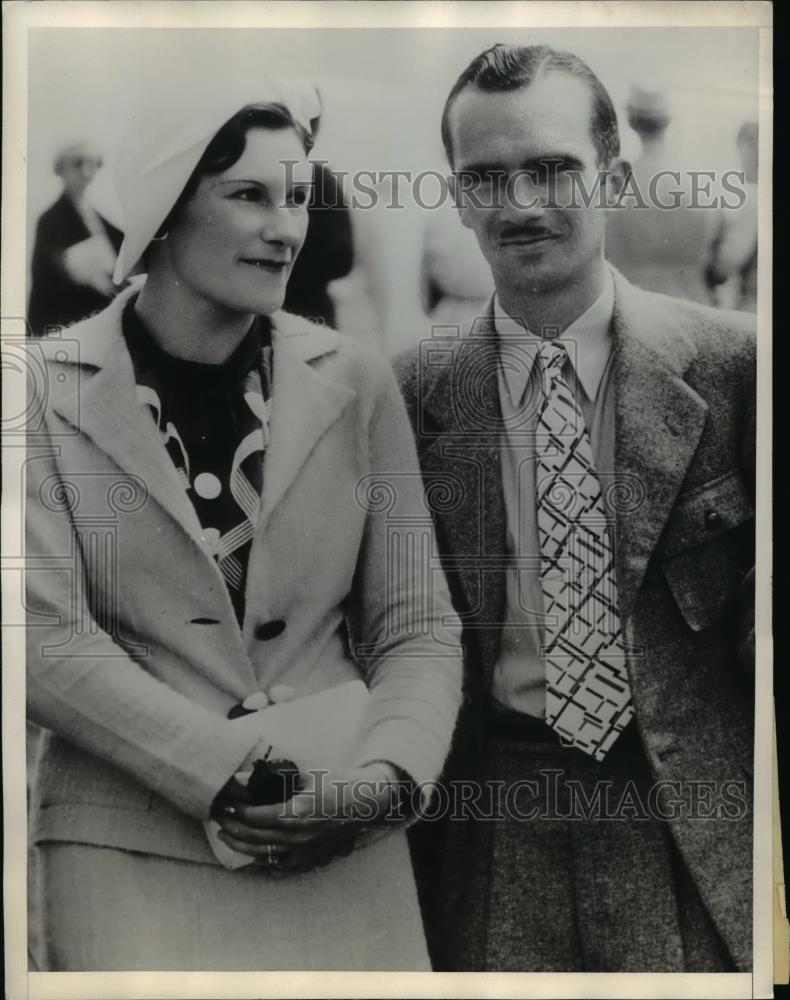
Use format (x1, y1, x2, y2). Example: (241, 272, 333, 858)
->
(42, 280, 354, 545)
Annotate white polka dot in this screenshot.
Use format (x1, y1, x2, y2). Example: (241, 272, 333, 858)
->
(194, 472, 222, 499)
(201, 527, 220, 554)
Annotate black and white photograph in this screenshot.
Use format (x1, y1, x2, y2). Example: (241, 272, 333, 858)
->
(2, 2, 774, 997)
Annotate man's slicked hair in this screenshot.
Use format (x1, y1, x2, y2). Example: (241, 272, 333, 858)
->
(441, 43, 621, 168)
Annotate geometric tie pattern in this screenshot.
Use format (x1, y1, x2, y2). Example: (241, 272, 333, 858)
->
(535, 340, 633, 761)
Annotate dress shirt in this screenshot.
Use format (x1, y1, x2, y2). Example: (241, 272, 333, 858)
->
(491, 271, 617, 718)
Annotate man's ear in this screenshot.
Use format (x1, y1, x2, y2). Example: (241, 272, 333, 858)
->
(448, 173, 474, 229)
(603, 157, 631, 207)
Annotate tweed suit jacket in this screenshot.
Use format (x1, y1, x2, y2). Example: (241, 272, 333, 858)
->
(394, 268, 756, 970)
(26, 282, 463, 865)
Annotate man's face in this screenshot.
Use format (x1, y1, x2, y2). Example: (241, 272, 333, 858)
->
(448, 72, 610, 304)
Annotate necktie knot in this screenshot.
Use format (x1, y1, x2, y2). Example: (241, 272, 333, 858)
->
(538, 340, 568, 375)
(538, 341, 568, 398)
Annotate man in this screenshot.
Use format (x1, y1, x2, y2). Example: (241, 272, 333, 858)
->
(395, 44, 755, 972)
(28, 141, 123, 336)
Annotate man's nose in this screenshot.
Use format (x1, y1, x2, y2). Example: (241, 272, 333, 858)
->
(499, 172, 548, 224)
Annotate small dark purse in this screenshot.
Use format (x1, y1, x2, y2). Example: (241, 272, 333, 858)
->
(246, 757, 300, 805)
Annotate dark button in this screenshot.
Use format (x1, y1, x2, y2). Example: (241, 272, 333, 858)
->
(189, 617, 220, 625)
(227, 703, 257, 720)
(655, 741, 679, 763)
(255, 619, 286, 641)
(704, 510, 722, 530)
(648, 731, 678, 764)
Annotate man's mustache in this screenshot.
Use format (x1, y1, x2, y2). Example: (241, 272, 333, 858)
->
(498, 224, 561, 242)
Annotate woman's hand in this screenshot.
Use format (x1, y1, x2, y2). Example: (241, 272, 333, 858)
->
(211, 762, 408, 874)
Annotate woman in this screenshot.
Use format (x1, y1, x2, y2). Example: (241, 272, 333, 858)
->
(26, 79, 462, 971)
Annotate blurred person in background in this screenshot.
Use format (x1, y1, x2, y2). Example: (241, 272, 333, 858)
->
(705, 121, 758, 313)
(605, 83, 716, 304)
(27, 141, 124, 336)
(282, 99, 354, 327)
(420, 197, 493, 329)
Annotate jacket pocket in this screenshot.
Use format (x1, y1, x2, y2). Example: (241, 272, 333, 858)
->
(658, 471, 754, 632)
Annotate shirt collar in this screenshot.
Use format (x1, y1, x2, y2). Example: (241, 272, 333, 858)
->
(493, 268, 615, 406)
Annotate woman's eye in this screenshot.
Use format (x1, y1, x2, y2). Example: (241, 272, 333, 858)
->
(288, 188, 310, 207)
(232, 188, 262, 203)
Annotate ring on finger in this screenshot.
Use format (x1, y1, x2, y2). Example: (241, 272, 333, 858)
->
(266, 844, 280, 866)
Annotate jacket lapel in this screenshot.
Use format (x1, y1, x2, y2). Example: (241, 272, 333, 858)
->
(611, 271, 709, 618)
(43, 290, 260, 692)
(421, 310, 506, 682)
(255, 311, 355, 534)
(44, 289, 205, 544)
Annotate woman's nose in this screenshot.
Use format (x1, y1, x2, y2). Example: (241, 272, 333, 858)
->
(261, 206, 303, 247)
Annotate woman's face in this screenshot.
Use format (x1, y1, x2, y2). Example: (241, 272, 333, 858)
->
(163, 126, 312, 316)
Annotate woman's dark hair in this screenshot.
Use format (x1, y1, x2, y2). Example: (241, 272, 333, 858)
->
(155, 102, 315, 237)
(440, 43, 620, 168)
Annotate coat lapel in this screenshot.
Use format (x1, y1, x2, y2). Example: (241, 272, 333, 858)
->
(255, 311, 355, 534)
(44, 289, 205, 544)
(421, 310, 506, 683)
(42, 289, 260, 692)
(611, 271, 709, 618)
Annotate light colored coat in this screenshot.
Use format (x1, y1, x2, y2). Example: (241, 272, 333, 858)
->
(395, 269, 756, 970)
(27, 283, 463, 866)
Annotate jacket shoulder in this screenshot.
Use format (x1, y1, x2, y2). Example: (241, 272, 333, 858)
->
(614, 274, 756, 391)
(624, 282, 755, 359)
(275, 310, 399, 403)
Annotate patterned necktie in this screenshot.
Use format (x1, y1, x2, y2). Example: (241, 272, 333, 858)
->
(535, 340, 633, 760)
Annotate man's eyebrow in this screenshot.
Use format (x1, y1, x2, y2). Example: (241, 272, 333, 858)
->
(453, 162, 507, 179)
(520, 154, 586, 172)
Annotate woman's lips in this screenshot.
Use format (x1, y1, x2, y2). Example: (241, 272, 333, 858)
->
(239, 258, 289, 273)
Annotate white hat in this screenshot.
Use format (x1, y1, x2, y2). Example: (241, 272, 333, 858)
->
(112, 74, 320, 284)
